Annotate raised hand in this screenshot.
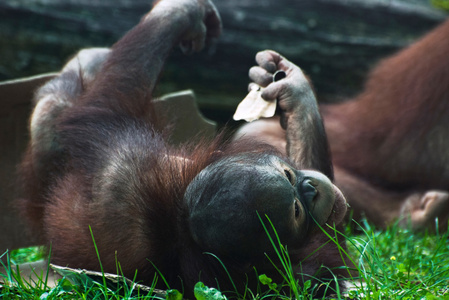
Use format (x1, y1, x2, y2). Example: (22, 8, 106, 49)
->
(82, 0, 221, 114)
(249, 50, 317, 128)
(248, 50, 333, 178)
(149, 0, 222, 54)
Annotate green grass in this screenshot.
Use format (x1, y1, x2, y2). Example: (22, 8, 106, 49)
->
(344, 220, 449, 299)
(1, 220, 449, 299)
(7, 246, 46, 265)
(432, 0, 449, 11)
(1, 249, 165, 300)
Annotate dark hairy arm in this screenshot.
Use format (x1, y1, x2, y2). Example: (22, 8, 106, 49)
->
(78, 0, 221, 116)
(248, 50, 333, 179)
(54, 0, 221, 170)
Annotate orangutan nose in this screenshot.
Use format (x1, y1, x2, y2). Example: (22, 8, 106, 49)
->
(301, 179, 318, 205)
(299, 170, 336, 226)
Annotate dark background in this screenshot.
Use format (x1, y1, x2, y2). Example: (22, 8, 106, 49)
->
(1, 0, 448, 121)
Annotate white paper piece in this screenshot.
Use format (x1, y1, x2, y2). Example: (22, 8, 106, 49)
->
(233, 85, 276, 122)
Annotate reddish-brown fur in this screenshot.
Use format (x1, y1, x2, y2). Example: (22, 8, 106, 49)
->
(237, 19, 449, 229)
(18, 1, 351, 297)
(323, 18, 449, 228)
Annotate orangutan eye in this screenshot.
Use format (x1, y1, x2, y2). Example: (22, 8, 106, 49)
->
(284, 169, 296, 185)
(295, 199, 300, 218)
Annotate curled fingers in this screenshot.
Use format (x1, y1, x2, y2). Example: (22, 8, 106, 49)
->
(249, 66, 273, 88)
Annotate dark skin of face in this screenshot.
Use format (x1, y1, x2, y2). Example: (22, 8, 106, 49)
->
(186, 153, 346, 260)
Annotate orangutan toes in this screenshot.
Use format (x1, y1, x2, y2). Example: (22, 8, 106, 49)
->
(400, 191, 449, 231)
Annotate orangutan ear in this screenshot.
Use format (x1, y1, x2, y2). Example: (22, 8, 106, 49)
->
(400, 191, 449, 231)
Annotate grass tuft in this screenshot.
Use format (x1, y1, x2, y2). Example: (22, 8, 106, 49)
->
(2, 219, 449, 299)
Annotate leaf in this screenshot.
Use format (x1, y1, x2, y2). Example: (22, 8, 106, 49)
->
(194, 282, 227, 300)
(303, 280, 312, 290)
(59, 279, 74, 293)
(258, 274, 278, 291)
(166, 289, 183, 300)
(258, 274, 272, 286)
